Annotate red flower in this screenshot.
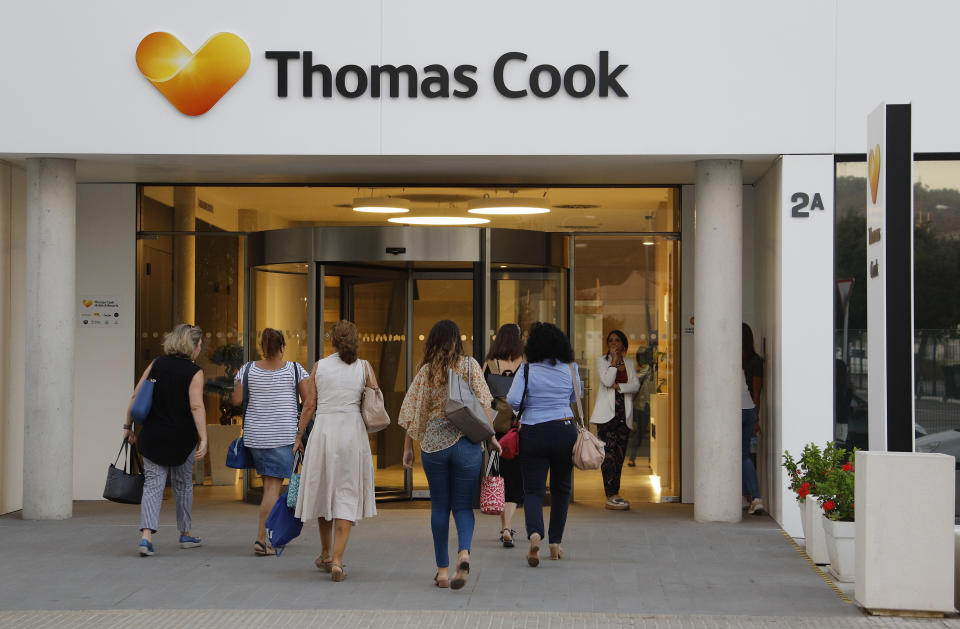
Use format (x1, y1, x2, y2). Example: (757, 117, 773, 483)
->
(801, 482, 810, 490)
(842, 463, 854, 472)
(798, 487, 809, 498)
(822, 500, 836, 512)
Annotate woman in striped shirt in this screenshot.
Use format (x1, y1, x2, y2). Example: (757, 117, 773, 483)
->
(232, 328, 312, 555)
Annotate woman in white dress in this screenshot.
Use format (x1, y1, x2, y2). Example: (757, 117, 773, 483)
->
(294, 320, 377, 581)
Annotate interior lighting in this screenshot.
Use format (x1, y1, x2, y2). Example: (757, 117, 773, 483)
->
(466, 198, 550, 215)
(388, 216, 490, 226)
(352, 197, 410, 213)
(642, 239, 656, 246)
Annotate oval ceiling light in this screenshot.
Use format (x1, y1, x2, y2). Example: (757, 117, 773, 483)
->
(388, 216, 490, 226)
(466, 198, 550, 215)
(352, 197, 410, 213)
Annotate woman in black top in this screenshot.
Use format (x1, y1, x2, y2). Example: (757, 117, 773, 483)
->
(483, 323, 525, 548)
(124, 324, 208, 557)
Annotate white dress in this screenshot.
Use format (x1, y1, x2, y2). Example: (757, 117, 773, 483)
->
(295, 354, 377, 523)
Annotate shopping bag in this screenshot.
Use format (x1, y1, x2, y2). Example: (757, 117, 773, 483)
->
(286, 452, 302, 508)
(103, 439, 144, 504)
(265, 491, 303, 556)
(480, 453, 505, 515)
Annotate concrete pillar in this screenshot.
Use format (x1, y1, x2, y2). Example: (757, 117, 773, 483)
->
(23, 158, 76, 520)
(693, 159, 743, 523)
(173, 187, 196, 324)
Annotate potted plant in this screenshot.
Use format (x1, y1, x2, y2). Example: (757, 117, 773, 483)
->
(817, 452, 856, 582)
(782, 442, 841, 564)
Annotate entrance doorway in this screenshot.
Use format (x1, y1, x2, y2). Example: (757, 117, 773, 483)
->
(136, 185, 682, 503)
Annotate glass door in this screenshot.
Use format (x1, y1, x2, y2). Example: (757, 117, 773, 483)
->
(320, 265, 408, 498)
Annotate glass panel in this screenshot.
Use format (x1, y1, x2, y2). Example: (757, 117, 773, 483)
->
(135, 229, 246, 488)
(246, 263, 309, 496)
(913, 162, 960, 448)
(573, 236, 680, 501)
(492, 270, 566, 335)
(834, 162, 868, 450)
(352, 278, 407, 495)
(411, 276, 475, 493)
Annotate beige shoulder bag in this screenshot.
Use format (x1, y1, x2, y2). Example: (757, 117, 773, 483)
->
(361, 360, 390, 433)
(569, 362, 605, 470)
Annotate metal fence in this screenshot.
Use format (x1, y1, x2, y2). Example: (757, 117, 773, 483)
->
(836, 329, 960, 435)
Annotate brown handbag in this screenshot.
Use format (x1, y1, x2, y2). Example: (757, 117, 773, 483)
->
(569, 362, 605, 470)
(361, 360, 390, 433)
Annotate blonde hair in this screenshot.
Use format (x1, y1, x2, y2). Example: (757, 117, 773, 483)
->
(331, 320, 358, 364)
(162, 324, 203, 358)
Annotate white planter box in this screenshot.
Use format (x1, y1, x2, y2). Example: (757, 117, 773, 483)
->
(822, 516, 855, 582)
(854, 451, 956, 614)
(804, 497, 830, 564)
(797, 499, 806, 538)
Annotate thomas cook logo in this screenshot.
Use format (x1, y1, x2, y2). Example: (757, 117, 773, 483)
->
(136, 32, 250, 116)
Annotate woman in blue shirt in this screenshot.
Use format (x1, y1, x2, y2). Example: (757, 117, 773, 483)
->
(506, 322, 580, 567)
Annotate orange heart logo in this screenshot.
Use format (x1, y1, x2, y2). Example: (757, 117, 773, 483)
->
(136, 32, 250, 116)
(82, 299, 93, 307)
(868, 143, 881, 205)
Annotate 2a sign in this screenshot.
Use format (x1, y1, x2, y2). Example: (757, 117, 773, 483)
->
(790, 191, 825, 218)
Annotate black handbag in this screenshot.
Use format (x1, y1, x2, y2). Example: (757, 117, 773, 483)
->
(103, 439, 145, 504)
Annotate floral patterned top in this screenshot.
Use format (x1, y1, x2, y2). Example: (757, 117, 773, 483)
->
(398, 355, 493, 453)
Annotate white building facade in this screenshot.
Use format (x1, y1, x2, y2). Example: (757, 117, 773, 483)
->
(1, 0, 956, 535)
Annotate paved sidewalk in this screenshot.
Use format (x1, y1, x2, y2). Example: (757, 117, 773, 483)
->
(0, 492, 868, 619)
(1, 609, 959, 629)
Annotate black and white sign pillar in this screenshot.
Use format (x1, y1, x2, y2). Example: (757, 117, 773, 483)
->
(865, 103, 914, 452)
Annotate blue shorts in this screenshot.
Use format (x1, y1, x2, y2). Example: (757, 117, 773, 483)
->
(249, 445, 295, 479)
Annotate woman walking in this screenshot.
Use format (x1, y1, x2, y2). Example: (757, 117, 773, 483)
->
(589, 330, 640, 510)
(742, 323, 765, 515)
(505, 322, 580, 566)
(231, 328, 311, 556)
(483, 323, 524, 548)
(294, 320, 377, 581)
(398, 319, 500, 590)
(124, 324, 208, 557)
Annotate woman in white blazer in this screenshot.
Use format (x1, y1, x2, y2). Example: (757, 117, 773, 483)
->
(589, 330, 640, 510)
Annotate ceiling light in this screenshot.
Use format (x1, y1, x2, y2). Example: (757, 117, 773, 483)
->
(467, 198, 550, 215)
(642, 239, 656, 246)
(388, 216, 490, 226)
(352, 197, 410, 213)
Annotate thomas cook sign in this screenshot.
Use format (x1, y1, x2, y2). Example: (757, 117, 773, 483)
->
(136, 32, 630, 116)
(266, 50, 629, 100)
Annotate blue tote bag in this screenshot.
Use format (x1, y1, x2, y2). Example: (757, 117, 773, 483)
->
(129, 362, 156, 424)
(265, 491, 303, 556)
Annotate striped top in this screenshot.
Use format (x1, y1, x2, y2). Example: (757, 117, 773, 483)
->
(234, 361, 309, 448)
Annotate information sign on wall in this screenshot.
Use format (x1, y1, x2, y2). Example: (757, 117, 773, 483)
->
(78, 296, 122, 328)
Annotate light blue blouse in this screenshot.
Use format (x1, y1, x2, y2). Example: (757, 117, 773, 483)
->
(506, 361, 582, 425)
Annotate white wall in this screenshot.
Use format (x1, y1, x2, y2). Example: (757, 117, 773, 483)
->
(749, 156, 835, 538)
(73, 185, 136, 500)
(1, 162, 25, 515)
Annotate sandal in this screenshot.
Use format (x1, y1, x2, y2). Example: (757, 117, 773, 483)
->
(433, 572, 450, 588)
(254, 540, 275, 556)
(315, 554, 333, 572)
(330, 561, 347, 582)
(450, 558, 470, 590)
(549, 543, 564, 560)
(499, 528, 515, 548)
(527, 533, 541, 567)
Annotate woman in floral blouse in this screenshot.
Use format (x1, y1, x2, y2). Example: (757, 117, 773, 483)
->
(399, 319, 501, 591)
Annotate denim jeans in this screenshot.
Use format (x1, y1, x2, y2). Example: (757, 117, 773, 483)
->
(420, 437, 482, 568)
(742, 408, 760, 500)
(518, 419, 578, 544)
